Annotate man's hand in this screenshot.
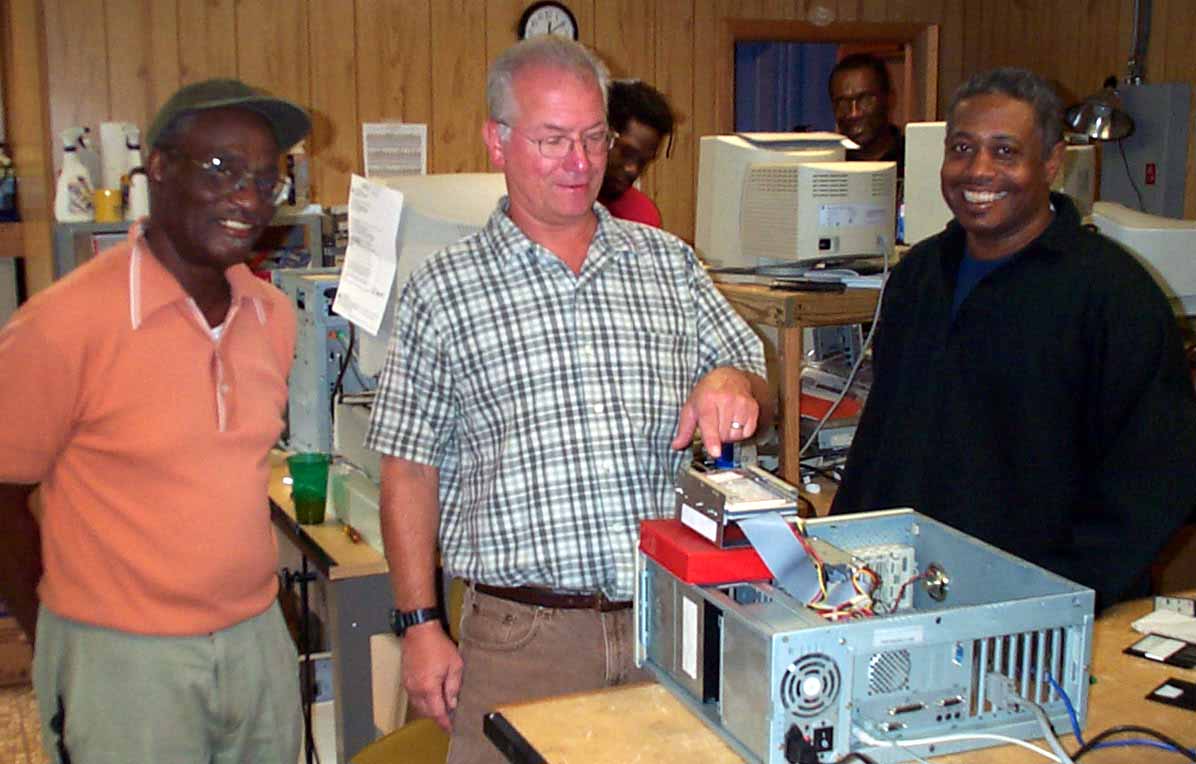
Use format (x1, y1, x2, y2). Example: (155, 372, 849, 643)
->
(401, 621, 464, 731)
(671, 367, 763, 458)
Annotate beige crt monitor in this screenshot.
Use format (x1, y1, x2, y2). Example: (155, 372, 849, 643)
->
(695, 133, 847, 270)
(902, 121, 953, 246)
(1091, 200, 1196, 315)
(737, 160, 897, 266)
(1052, 143, 1096, 216)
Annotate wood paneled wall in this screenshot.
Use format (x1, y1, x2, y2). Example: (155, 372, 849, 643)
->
(3, 0, 55, 293)
(10, 0, 1196, 294)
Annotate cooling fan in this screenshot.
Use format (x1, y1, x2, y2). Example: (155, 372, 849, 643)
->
(780, 653, 841, 717)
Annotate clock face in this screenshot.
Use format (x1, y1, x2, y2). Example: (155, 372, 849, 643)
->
(520, 2, 578, 40)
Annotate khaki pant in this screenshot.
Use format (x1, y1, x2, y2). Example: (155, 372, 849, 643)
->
(34, 603, 301, 764)
(447, 587, 653, 764)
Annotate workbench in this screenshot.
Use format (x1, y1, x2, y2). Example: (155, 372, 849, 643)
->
(268, 451, 390, 764)
(715, 282, 880, 488)
(485, 593, 1195, 763)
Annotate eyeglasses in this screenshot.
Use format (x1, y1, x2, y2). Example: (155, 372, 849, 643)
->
(500, 123, 615, 159)
(170, 150, 286, 201)
(832, 92, 881, 114)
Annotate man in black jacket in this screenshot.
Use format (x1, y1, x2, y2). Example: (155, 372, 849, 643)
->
(832, 67, 1196, 609)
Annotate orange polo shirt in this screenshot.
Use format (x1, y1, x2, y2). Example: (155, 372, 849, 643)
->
(0, 225, 296, 635)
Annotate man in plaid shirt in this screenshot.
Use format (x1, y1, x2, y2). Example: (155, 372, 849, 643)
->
(366, 37, 771, 764)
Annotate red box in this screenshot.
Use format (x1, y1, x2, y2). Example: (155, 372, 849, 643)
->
(639, 518, 776, 585)
(800, 391, 862, 420)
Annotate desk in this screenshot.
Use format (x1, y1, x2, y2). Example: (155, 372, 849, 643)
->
(716, 283, 879, 489)
(486, 594, 1195, 763)
(268, 452, 390, 763)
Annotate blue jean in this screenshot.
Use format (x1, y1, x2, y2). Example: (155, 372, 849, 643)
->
(34, 603, 301, 764)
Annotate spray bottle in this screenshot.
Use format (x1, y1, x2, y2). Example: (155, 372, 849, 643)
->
(286, 140, 309, 207)
(123, 126, 148, 221)
(54, 127, 95, 222)
(126, 169, 149, 220)
(76, 127, 102, 194)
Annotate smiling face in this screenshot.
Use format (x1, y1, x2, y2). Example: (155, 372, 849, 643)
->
(599, 117, 663, 202)
(830, 66, 891, 156)
(941, 93, 1063, 260)
(483, 63, 608, 236)
(147, 108, 280, 276)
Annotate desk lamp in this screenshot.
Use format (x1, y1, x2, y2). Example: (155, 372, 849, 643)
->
(1064, 78, 1134, 142)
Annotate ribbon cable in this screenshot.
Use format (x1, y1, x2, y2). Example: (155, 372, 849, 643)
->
(737, 512, 865, 606)
(738, 512, 823, 603)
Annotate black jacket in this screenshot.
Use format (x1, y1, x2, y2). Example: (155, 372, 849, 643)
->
(832, 194, 1196, 608)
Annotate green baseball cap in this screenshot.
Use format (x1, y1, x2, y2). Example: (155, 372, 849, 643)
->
(146, 78, 311, 150)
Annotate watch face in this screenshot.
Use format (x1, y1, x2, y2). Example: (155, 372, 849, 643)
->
(520, 2, 577, 40)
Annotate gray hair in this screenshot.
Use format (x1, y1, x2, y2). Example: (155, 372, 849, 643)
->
(946, 67, 1064, 152)
(486, 37, 610, 134)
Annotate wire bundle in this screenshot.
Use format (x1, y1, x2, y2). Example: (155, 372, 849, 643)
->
(792, 533, 929, 621)
(1046, 672, 1196, 761)
(796, 533, 880, 621)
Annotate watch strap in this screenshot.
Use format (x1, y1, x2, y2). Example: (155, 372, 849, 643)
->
(390, 606, 442, 636)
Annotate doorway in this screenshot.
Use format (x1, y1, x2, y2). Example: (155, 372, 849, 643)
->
(716, 20, 940, 136)
(734, 40, 915, 136)
(734, 42, 838, 132)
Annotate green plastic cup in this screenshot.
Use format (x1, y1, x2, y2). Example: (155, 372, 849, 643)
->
(287, 452, 330, 525)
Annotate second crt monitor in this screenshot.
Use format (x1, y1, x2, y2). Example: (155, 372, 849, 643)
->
(1091, 200, 1196, 316)
(695, 133, 895, 272)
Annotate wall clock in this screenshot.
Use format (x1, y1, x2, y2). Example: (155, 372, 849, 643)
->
(518, 1, 578, 41)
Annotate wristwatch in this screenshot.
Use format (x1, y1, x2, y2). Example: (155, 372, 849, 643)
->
(390, 607, 442, 637)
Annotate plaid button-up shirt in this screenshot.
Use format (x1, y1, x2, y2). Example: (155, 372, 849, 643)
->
(366, 201, 765, 599)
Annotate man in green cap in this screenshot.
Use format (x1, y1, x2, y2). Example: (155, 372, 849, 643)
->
(0, 78, 310, 763)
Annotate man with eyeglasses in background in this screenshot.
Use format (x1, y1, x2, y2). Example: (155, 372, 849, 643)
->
(365, 37, 771, 764)
(598, 79, 675, 228)
(829, 52, 904, 178)
(0, 79, 308, 763)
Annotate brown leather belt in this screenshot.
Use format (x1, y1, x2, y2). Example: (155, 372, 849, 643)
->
(472, 583, 633, 612)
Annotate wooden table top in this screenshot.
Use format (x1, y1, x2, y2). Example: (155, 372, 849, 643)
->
(714, 281, 880, 328)
(491, 593, 1195, 763)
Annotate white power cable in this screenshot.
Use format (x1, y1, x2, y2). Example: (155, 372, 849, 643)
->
(1027, 698, 1077, 764)
(854, 725, 1062, 763)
